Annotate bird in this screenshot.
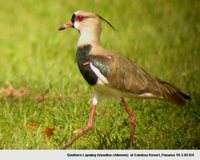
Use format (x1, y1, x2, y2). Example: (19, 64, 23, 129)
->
(58, 10, 191, 149)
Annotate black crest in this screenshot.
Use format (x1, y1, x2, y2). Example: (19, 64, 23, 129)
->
(97, 14, 117, 32)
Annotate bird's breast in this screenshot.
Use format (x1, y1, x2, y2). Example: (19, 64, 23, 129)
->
(76, 44, 98, 85)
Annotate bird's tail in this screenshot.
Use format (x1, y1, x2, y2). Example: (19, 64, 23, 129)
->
(157, 79, 191, 106)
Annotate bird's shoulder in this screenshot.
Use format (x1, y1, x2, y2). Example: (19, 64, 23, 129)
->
(90, 46, 143, 75)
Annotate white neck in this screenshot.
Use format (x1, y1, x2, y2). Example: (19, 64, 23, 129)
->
(77, 27, 101, 47)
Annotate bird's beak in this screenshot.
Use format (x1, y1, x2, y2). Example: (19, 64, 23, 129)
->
(58, 21, 74, 31)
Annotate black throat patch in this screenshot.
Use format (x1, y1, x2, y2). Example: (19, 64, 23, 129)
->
(77, 45, 98, 85)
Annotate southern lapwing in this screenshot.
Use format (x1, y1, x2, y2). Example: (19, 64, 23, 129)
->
(58, 10, 191, 149)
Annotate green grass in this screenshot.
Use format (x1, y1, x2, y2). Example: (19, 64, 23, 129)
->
(0, 0, 199, 149)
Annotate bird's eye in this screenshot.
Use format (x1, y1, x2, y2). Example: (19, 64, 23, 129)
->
(76, 15, 85, 22)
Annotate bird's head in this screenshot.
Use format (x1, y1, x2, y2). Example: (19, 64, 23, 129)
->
(58, 10, 117, 33)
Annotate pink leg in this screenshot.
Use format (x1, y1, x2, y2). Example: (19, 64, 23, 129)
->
(62, 105, 97, 149)
(121, 97, 136, 146)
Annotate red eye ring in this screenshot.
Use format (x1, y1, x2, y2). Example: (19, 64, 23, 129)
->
(76, 15, 85, 22)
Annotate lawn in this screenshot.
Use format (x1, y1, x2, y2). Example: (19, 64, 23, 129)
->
(0, 0, 199, 149)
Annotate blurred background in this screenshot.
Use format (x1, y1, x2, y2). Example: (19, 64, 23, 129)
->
(0, 0, 199, 149)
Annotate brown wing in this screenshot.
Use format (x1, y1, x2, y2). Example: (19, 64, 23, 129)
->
(90, 51, 190, 105)
(105, 54, 190, 105)
(106, 54, 160, 95)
